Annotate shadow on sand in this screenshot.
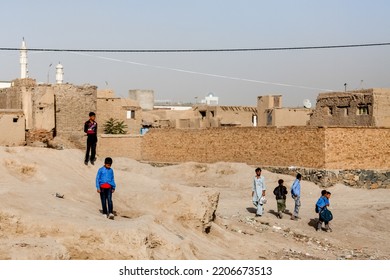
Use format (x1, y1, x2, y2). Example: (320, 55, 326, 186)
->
(246, 207, 257, 214)
(308, 218, 319, 229)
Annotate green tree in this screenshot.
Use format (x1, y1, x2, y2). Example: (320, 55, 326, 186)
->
(103, 118, 128, 134)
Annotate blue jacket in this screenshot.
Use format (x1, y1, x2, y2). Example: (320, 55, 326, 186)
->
(96, 166, 116, 190)
(316, 196, 329, 211)
(291, 179, 301, 197)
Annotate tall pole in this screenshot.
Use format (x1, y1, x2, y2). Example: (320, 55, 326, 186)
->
(47, 63, 52, 83)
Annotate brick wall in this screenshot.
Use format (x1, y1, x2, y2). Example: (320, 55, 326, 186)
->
(54, 84, 97, 148)
(73, 126, 390, 172)
(141, 127, 327, 168)
(324, 127, 390, 169)
(0, 87, 23, 109)
(97, 134, 142, 160)
(373, 90, 390, 127)
(139, 126, 390, 170)
(0, 78, 35, 110)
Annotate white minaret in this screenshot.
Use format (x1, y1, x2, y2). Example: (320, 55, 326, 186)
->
(20, 38, 28, 79)
(55, 62, 64, 84)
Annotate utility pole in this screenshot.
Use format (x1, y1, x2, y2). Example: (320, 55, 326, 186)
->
(47, 63, 52, 83)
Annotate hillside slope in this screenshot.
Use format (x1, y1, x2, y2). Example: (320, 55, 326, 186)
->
(0, 146, 389, 260)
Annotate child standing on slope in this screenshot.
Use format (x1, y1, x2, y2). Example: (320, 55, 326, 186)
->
(96, 157, 116, 219)
(273, 179, 288, 219)
(84, 112, 98, 165)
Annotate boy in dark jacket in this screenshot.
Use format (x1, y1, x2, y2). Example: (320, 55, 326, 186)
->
(84, 112, 97, 165)
(273, 179, 288, 219)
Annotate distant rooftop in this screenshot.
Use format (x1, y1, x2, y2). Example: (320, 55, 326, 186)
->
(154, 100, 194, 106)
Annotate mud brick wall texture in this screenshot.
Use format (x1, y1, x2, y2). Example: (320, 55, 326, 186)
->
(0, 88, 23, 109)
(140, 127, 390, 170)
(26, 129, 53, 144)
(54, 84, 97, 148)
(0, 79, 36, 110)
(324, 127, 390, 169)
(141, 127, 327, 168)
(95, 126, 390, 172)
(97, 135, 142, 160)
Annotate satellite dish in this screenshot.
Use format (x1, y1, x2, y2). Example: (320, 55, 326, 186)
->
(303, 99, 312, 109)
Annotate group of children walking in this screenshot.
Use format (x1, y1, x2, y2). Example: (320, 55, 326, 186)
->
(252, 167, 333, 232)
(85, 113, 333, 226)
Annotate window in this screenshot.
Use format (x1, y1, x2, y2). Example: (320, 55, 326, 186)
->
(327, 107, 333, 116)
(127, 110, 135, 119)
(266, 110, 273, 125)
(199, 111, 206, 119)
(357, 105, 369, 115)
(210, 111, 215, 117)
(13, 118, 18, 123)
(274, 96, 281, 108)
(337, 106, 349, 116)
(252, 115, 257, 127)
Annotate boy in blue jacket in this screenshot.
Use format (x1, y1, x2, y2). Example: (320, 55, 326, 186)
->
(290, 173, 302, 220)
(316, 191, 332, 232)
(96, 157, 116, 219)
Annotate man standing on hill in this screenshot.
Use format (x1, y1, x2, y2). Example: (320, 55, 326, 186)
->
(252, 167, 267, 217)
(290, 173, 302, 220)
(84, 112, 98, 165)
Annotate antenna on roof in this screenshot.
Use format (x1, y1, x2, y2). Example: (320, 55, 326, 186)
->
(303, 99, 312, 109)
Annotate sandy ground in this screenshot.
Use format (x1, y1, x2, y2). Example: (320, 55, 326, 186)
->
(0, 146, 389, 260)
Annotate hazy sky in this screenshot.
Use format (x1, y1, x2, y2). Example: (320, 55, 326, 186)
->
(1, 0, 390, 106)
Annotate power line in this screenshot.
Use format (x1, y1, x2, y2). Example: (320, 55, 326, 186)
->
(1, 42, 390, 53)
(72, 52, 335, 92)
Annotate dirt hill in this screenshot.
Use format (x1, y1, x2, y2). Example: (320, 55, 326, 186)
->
(0, 146, 389, 260)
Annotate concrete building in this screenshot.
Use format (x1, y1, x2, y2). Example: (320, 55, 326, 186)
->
(201, 92, 219, 105)
(309, 88, 390, 127)
(0, 81, 12, 89)
(257, 95, 312, 127)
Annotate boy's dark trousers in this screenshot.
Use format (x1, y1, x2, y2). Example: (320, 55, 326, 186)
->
(85, 136, 97, 163)
(100, 188, 113, 215)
